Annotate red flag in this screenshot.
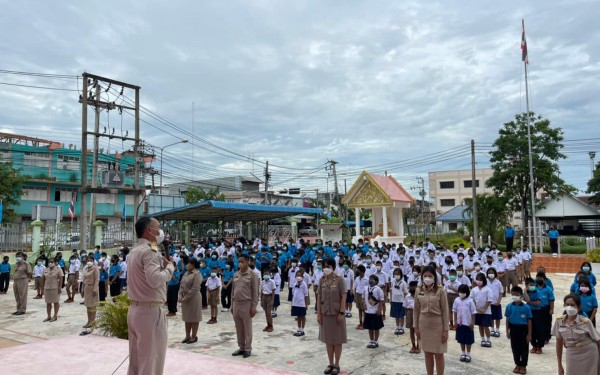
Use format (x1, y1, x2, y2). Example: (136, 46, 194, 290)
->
(68, 198, 75, 218)
(521, 19, 528, 64)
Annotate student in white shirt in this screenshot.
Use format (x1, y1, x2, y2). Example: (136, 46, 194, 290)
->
(471, 273, 494, 348)
(363, 274, 385, 348)
(260, 273, 276, 332)
(455, 266, 472, 287)
(33, 259, 46, 299)
(206, 270, 222, 324)
(312, 260, 324, 313)
(272, 267, 282, 317)
(354, 265, 369, 329)
(452, 284, 477, 362)
(503, 252, 519, 294)
(373, 261, 388, 318)
(119, 259, 127, 290)
(407, 265, 422, 286)
(444, 269, 461, 330)
(342, 260, 355, 318)
(287, 259, 300, 302)
(291, 271, 309, 336)
(390, 268, 408, 335)
(486, 268, 504, 337)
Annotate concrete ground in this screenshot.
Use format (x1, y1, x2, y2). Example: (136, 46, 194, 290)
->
(0, 274, 576, 375)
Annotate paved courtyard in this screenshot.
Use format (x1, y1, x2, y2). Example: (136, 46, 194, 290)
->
(0, 273, 576, 374)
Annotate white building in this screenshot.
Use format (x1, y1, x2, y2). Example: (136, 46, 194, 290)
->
(428, 168, 494, 215)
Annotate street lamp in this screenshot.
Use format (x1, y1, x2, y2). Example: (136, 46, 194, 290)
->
(160, 139, 189, 194)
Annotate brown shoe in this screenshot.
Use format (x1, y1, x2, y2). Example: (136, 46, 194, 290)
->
(530, 348, 537, 354)
(166, 312, 176, 317)
(263, 326, 269, 332)
(513, 366, 520, 373)
(537, 348, 543, 354)
(267, 326, 273, 332)
(519, 367, 527, 374)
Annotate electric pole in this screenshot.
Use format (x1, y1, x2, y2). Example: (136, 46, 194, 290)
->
(326, 160, 340, 215)
(471, 139, 478, 247)
(416, 176, 425, 238)
(263, 161, 270, 205)
(590, 152, 597, 178)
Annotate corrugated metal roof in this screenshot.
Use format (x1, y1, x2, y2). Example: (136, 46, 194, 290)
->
(436, 205, 470, 222)
(151, 200, 323, 222)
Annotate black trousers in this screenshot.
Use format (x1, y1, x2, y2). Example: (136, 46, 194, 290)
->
(530, 309, 545, 348)
(0, 272, 9, 292)
(167, 284, 180, 313)
(109, 281, 121, 297)
(540, 306, 552, 341)
(509, 324, 529, 366)
(550, 238, 558, 254)
(61, 268, 66, 288)
(201, 282, 208, 307)
(99, 281, 107, 302)
(221, 284, 232, 309)
(506, 237, 514, 252)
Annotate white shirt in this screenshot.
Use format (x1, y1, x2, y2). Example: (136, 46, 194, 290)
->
(288, 266, 299, 287)
(291, 281, 309, 307)
(453, 297, 477, 326)
(444, 279, 461, 295)
(34, 264, 45, 277)
(364, 285, 384, 314)
(119, 262, 127, 279)
(456, 275, 472, 287)
(69, 260, 80, 274)
(471, 286, 494, 314)
(488, 279, 503, 305)
(354, 275, 369, 295)
(260, 279, 276, 295)
(303, 273, 312, 288)
(374, 271, 387, 287)
(503, 258, 519, 271)
(313, 268, 324, 287)
(343, 269, 354, 291)
(391, 278, 408, 303)
(404, 294, 415, 309)
(206, 276, 222, 291)
(273, 273, 281, 295)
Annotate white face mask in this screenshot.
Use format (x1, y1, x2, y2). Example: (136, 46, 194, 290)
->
(296, 276, 303, 282)
(423, 277, 434, 286)
(459, 293, 466, 299)
(488, 274, 495, 280)
(291, 263, 297, 267)
(323, 268, 333, 275)
(565, 306, 578, 316)
(512, 296, 521, 302)
(413, 272, 419, 277)
(86, 261, 93, 268)
(156, 229, 165, 244)
(394, 275, 402, 281)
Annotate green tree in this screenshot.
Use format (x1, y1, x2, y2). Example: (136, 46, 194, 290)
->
(486, 112, 573, 231)
(0, 161, 27, 223)
(184, 186, 225, 204)
(463, 194, 511, 238)
(587, 162, 600, 204)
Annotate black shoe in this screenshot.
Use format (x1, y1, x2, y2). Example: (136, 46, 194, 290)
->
(243, 350, 251, 358)
(14, 311, 25, 316)
(11, 311, 18, 315)
(232, 349, 245, 356)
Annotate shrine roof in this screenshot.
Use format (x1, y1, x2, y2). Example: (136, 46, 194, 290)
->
(367, 173, 414, 203)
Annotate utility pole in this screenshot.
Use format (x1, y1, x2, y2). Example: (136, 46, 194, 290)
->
(326, 160, 340, 214)
(471, 140, 478, 247)
(590, 152, 597, 178)
(89, 83, 101, 228)
(263, 161, 270, 205)
(416, 176, 425, 238)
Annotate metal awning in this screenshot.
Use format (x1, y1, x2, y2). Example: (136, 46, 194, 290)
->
(151, 200, 323, 222)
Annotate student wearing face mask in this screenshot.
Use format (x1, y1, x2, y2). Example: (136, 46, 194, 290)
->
(535, 272, 555, 345)
(452, 284, 476, 363)
(414, 266, 449, 375)
(505, 286, 532, 375)
(108, 255, 122, 300)
(471, 273, 494, 348)
(363, 274, 385, 349)
(287, 259, 300, 302)
(42, 258, 63, 322)
(81, 258, 99, 334)
(260, 271, 276, 332)
(291, 270, 309, 336)
(317, 258, 347, 375)
(373, 261, 388, 319)
(575, 262, 597, 287)
(553, 293, 600, 375)
(577, 280, 597, 327)
(206, 267, 222, 324)
(486, 268, 504, 338)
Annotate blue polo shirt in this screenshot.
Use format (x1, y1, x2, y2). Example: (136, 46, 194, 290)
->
(546, 277, 554, 290)
(0, 262, 11, 273)
(109, 264, 121, 278)
(536, 285, 555, 307)
(168, 269, 181, 286)
(222, 269, 235, 283)
(579, 294, 598, 314)
(505, 302, 532, 326)
(200, 266, 211, 280)
(526, 290, 541, 311)
(574, 272, 598, 287)
(548, 230, 559, 239)
(99, 269, 108, 282)
(505, 228, 515, 239)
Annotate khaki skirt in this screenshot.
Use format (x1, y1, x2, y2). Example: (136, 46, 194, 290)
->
(418, 313, 447, 354)
(181, 292, 202, 322)
(318, 315, 347, 345)
(44, 288, 59, 304)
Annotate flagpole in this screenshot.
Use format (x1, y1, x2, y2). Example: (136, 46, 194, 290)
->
(523, 19, 539, 253)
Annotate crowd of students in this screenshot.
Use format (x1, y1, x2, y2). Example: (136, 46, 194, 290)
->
(1, 236, 599, 374)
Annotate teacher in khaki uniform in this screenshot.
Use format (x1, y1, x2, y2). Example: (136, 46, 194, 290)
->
(13, 251, 32, 315)
(231, 254, 259, 358)
(127, 217, 174, 375)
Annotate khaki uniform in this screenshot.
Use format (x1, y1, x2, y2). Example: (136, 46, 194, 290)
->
(232, 268, 259, 351)
(127, 239, 174, 375)
(82, 267, 99, 310)
(43, 267, 63, 304)
(13, 261, 31, 313)
(552, 315, 600, 375)
(318, 274, 347, 345)
(414, 286, 449, 354)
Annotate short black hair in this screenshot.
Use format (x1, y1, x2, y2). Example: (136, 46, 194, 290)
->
(187, 258, 199, 269)
(135, 216, 154, 238)
(458, 284, 470, 296)
(511, 286, 523, 295)
(324, 258, 336, 270)
(370, 274, 379, 284)
(239, 254, 250, 262)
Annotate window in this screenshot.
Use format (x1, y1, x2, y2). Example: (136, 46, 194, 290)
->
(0, 149, 11, 162)
(24, 152, 49, 167)
(463, 180, 480, 188)
(125, 195, 134, 204)
(57, 155, 80, 170)
(440, 199, 456, 207)
(95, 194, 114, 204)
(54, 188, 78, 202)
(448, 223, 458, 231)
(439, 181, 454, 189)
(23, 186, 47, 201)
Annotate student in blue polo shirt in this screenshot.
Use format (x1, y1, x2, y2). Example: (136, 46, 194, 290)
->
(536, 272, 555, 345)
(575, 261, 597, 287)
(523, 278, 543, 354)
(220, 262, 235, 312)
(166, 262, 180, 316)
(0, 256, 11, 293)
(505, 286, 532, 374)
(577, 280, 598, 327)
(98, 261, 109, 302)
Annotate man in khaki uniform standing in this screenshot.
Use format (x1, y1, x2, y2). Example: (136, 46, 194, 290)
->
(127, 217, 174, 375)
(231, 254, 259, 358)
(12, 251, 32, 315)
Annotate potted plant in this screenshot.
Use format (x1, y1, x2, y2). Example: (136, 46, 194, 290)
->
(94, 292, 131, 339)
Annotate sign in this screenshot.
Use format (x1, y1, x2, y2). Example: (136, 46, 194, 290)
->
(101, 171, 125, 188)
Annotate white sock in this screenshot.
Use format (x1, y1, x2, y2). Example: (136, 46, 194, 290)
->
(466, 351, 471, 356)
(485, 336, 490, 342)
(462, 351, 466, 355)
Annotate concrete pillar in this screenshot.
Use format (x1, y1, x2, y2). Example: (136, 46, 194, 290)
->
(382, 206, 388, 236)
(247, 222, 253, 239)
(93, 220, 105, 247)
(355, 208, 360, 237)
(31, 220, 44, 254)
(184, 221, 191, 248)
(398, 207, 404, 238)
(289, 218, 298, 241)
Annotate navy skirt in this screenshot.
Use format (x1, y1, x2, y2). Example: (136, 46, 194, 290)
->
(491, 304, 503, 320)
(363, 313, 384, 330)
(346, 292, 355, 304)
(274, 294, 281, 308)
(291, 306, 306, 317)
(475, 313, 492, 327)
(456, 324, 475, 345)
(390, 302, 405, 319)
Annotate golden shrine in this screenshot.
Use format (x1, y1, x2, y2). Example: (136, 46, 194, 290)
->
(342, 171, 414, 244)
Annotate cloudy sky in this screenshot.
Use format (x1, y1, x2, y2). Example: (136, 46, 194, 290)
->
(1, 0, 599, 198)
